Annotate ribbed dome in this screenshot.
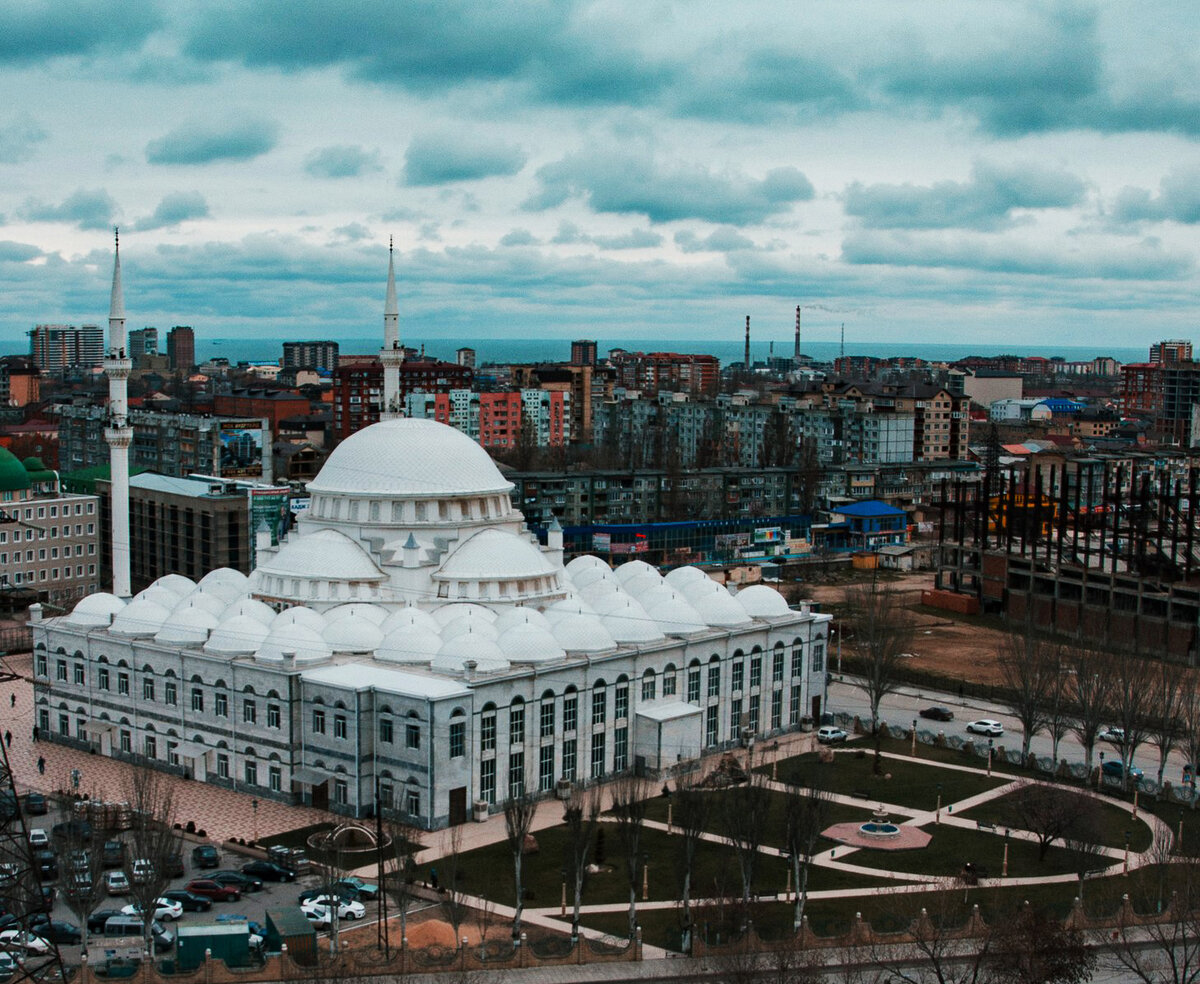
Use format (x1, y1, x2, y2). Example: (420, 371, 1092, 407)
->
(622, 571, 663, 597)
(205, 615, 270, 656)
(325, 604, 388, 626)
(665, 565, 709, 588)
(431, 633, 509, 674)
(565, 555, 608, 576)
(614, 560, 657, 583)
(737, 584, 792, 617)
(257, 530, 384, 581)
(150, 574, 197, 598)
(568, 565, 614, 590)
(579, 579, 622, 603)
(323, 617, 384, 652)
(645, 595, 706, 635)
(685, 583, 752, 626)
(380, 607, 441, 635)
(552, 613, 616, 652)
(499, 624, 565, 663)
(308, 418, 513, 497)
(544, 597, 597, 623)
(271, 607, 327, 632)
(155, 606, 219, 646)
(173, 593, 226, 618)
(0, 447, 31, 492)
(432, 604, 496, 627)
(110, 599, 171, 637)
(222, 598, 277, 626)
(435, 528, 557, 580)
(376, 624, 442, 665)
(134, 586, 180, 609)
(257, 623, 332, 664)
(635, 584, 681, 611)
(65, 592, 126, 628)
(595, 595, 664, 643)
(493, 607, 552, 634)
(442, 619, 499, 643)
(197, 568, 250, 602)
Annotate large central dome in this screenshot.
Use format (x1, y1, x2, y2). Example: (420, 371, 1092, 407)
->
(309, 418, 514, 497)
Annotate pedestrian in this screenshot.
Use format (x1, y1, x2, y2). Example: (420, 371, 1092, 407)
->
(31, 726, 37, 743)
(3, 730, 9, 748)
(8, 693, 13, 708)
(430, 867, 439, 890)
(37, 756, 45, 775)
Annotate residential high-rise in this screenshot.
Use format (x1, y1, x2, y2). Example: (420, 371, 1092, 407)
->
(128, 328, 158, 368)
(282, 340, 339, 371)
(1150, 339, 1193, 365)
(456, 347, 476, 369)
(167, 325, 196, 372)
(28, 324, 104, 373)
(570, 340, 597, 366)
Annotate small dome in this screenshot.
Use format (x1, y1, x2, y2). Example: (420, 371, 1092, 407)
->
(499, 624, 565, 663)
(133, 586, 180, 609)
(205, 615, 270, 656)
(271, 607, 328, 632)
(552, 613, 617, 653)
(544, 597, 597, 623)
(110, 598, 171, 637)
(380, 607, 441, 635)
(493, 607, 552, 634)
(698, 590, 753, 627)
(635, 584, 682, 611)
(568, 565, 615, 590)
(65, 592, 126, 628)
(737, 584, 792, 617)
(431, 633, 509, 674)
(222, 597, 277, 626)
(595, 595, 664, 643)
(565, 555, 609, 576)
(376, 624, 443, 665)
(681, 578, 722, 602)
(197, 568, 251, 603)
(442, 619, 499, 643)
(646, 595, 707, 635)
(622, 571, 663, 597)
(579, 579, 622, 603)
(323, 617, 384, 653)
(0, 446, 31, 492)
(155, 606, 219, 646)
(257, 622, 332, 664)
(435, 528, 557, 581)
(257, 530, 384, 582)
(325, 604, 387, 626)
(432, 604, 496, 627)
(150, 574, 197, 598)
(665, 565, 710, 588)
(173, 592, 226, 617)
(614, 560, 657, 583)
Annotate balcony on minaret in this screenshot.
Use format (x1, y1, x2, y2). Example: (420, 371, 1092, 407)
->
(103, 425, 133, 448)
(103, 355, 132, 379)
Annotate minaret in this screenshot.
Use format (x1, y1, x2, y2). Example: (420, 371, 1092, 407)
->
(380, 237, 404, 420)
(103, 229, 133, 598)
(743, 315, 750, 369)
(793, 305, 801, 364)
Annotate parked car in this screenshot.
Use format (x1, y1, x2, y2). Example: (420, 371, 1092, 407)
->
(299, 885, 358, 905)
(86, 909, 125, 934)
(23, 793, 47, 816)
(129, 859, 153, 884)
(1098, 727, 1126, 744)
(0, 930, 49, 955)
(28, 918, 81, 945)
(121, 899, 183, 922)
(68, 849, 92, 872)
(966, 719, 1004, 737)
(161, 890, 212, 913)
(816, 725, 848, 745)
(332, 877, 379, 901)
(0, 864, 17, 887)
(185, 879, 240, 902)
(1102, 760, 1144, 781)
(0, 951, 16, 982)
(165, 853, 185, 878)
(33, 850, 57, 881)
(191, 845, 220, 869)
(104, 871, 130, 896)
(919, 706, 955, 722)
(212, 871, 263, 893)
(241, 861, 295, 882)
(51, 819, 91, 842)
(101, 841, 125, 868)
(301, 898, 365, 924)
(27, 829, 48, 849)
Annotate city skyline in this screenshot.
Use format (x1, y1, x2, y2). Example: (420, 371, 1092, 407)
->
(0, 2, 1197, 349)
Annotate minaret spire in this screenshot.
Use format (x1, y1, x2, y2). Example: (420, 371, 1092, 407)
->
(103, 228, 133, 597)
(793, 305, 801, 364)
(380, 236, 404, 419)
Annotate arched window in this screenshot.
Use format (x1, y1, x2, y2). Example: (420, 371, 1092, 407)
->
(510, 697, 526, 745)
(662, 662, 678, 697)
(591, 680, 607, 726)
(641, 667, 656, 701)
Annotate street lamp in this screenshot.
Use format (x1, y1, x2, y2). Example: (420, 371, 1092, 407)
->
(560, 867, 567, 916)
(1123, 830, 1131, 876)
(1179, 811, 1186, 854)
(1002, 828, 1010, 878)
(641, 851, 649, 901)
(911, 719, 918, 757)
(935, 783, 943, 825)
(1098, 751, 1105, 790)
(987, 738, 994, 777)
(252, 798, 259, 843)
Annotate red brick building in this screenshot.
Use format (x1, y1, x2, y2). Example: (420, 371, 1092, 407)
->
(607, 350, 719, 396)
(332, 359, 473, 440)
(214, 389, 311, 438)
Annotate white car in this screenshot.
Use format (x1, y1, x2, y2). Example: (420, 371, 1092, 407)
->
(301, 897, 365, 922)
(105, 870, 130, 895)
(130, 859, 153, 884)
(817, 726, 849, 745)
(122, 898, 184, 922)
(27, 829, 49, 849)
(966, 719, 1004, 737)
(0, 930, 49, 955)
(1098, 727, 1126, 744)
(0, 951, 18, 979)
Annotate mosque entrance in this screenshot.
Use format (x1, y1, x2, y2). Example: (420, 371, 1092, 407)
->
(448, 787, 467, 826)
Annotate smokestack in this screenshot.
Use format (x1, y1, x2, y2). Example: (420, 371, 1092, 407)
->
(744, 315, 750, 369)
(794, 305, 801, 361)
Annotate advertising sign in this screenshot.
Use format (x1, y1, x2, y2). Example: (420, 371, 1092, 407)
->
(217, 420, 265, 478)
(754, 527, 784, 544)
(249, 487, 291, 563)
(592, 532, 611, 552)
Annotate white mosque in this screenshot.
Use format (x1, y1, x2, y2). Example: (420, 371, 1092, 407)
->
(30, 245, 830, 830)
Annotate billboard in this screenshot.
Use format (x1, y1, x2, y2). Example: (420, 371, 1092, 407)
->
(754, 527, 784, 544)
(217, 420, 265, 478)
(249, 487, 291, 564)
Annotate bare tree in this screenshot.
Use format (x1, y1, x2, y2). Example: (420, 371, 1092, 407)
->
(122, 768, 181, 953)
(783, 779, 831, 931)
(997, 628, 1052, 764)
(1180, 685, 1200, 810)
(673, 782, 711, 952)
(1042, 644, 1073, 778)
(502, 792, 537, 940)
(988, 904, 1095, 984)
(1061, 810, 1107, 902)
(609, 774, 650, 940)
(720, 775, 773, 921)
(1067, 645, 1114, 775)
(1146, 660, 1188, 794)
(871, 881, 993, 984)
(439, 823, 468, 944)
(1109, 648, 1154, 792)
(475, 893, 497, 945)
(383, 817, 419, 949)
(57, 816, 106, 953)
(1002, 783, 1089, 861)
(562, 787, 600, 941)
(848, 582, 914, 773)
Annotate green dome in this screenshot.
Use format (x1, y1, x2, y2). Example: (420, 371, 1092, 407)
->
(23, 456, 55, 485)
(0, 447, 31, 493)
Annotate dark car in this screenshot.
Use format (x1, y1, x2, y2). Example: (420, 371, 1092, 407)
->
(34, 850, 57, 880)
(184, 879, 240, 902)
(87, 909, 124, 934)
(241, 861, 295, 883)
(919, 706, 955, 722)
(161, 890, 213, 913)
(165, 853, 185, 878)
(191, 845, 220, 869)
(23, 793, 48, 816)
(332, 877, 379, 901)
(29, 918, 81, 945)
(212, 871, 263, 893)
(51, 819, 91, 843)
(101, 841, 125, 869)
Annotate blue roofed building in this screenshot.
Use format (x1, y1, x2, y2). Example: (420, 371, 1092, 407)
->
(816, 500, 909, 553)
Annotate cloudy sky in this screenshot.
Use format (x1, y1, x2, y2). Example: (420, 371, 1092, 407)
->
(0, 1, 1197, 354)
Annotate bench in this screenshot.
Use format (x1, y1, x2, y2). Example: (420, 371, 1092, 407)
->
(976, 820, 997, 832)
(852, 789, 871, 800)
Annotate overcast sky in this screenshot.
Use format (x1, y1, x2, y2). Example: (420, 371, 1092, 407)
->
(0, 1, 1197, 353)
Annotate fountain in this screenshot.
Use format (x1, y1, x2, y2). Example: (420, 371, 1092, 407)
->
(822, 804, 931, 851)
(858, 805, 901, 838)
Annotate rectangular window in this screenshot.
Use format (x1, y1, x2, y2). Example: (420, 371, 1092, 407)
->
(614, 685, 628, 720)
(269, 767, 282, 792)
(812, 643, 825, 673)
(405, 787, 420, 816)
(591, 688, 606, 726)
(731, 662, 744, 693)
(539, 701, 554, 738)
(449, 720, 465, 758)
(750, 656, 762, 688)
(731, 698, 743, 740)
(216, 753, 230, 779)
(642, 674, 656, 701)
(35, 652, 46, 677)
(790, 684, 802, 725)
(563, 695, 577, 732)
(143, 678, 154, 701)
(98, 668, 110, 691)
(242, 698, 255, 723)
(539, 745, 554, 791)
(748, 696, 759, 734)
(614, 727, 628, 772)
(313, 709, 326, 734)
(481, 712, 496, 751)
(143, 735, 156, 758)
(215, 692, 228, 718)
(117, 672, 129, 696)
(773, 650, 785, 683)
(481, 759, 496, 804)
(791, 645, 803, 678)
(55, 659, 66, 682)
(509, 751, 525, 797)
(663, 671, 676, 697)
(590, 734, 605, 778)
(119, 729, 132, 753)
(245, 761, 258, 786)
(334, 715, 347, 739)
(333, 778, 347, 804)
(267, 704, 281, 729)
(191, 688, 204, 712)
(771, 690, 783, 730)
(687, 667, 701, 702)
(510, 704, 525, 744)
(73, 663, 84, 685)
(165, 682, 177, 706)
(406, 723, 421, 749)
(379, 718, 393, 744)
(708, 664, 720, 697)
(562, 738, 577, 780)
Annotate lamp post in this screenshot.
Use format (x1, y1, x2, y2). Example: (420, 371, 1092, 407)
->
(911, 719, 918, 757)
(252, 798, 259, 843)
(935, 783, 942, 825)
(987, 739, 994, 777)
(1133, 785, 1139, 821)
(1124, 830, 1131, 876)
(560, 868, 567, 917)
(641, 852, 649, 901)
(1098, 751, 1105, 790)
(771, 741, 780, 782)
(1180, 811, 1186, 855)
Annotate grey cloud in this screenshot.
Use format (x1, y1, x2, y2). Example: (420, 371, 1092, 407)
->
(1111, 171, 1200, 225)
(844, 162, 1086, 231)
(550, 222, 660, 250)
(0, 0, 159, 64)
(525, 151, 814, 224)
(404, 134, 526, 186)
(842, 230, 1191, 281)
(500, 229, 538, 247)
(21, 188, 118, 231)
(305, 145, 383, 179)
(146, 117, 278, 165)
(132, 191, 209, 231)
(0, 241, 42, 263)
(333, 223, 372, 242)
(675, 228, 757, 253)
(0, 114, 47, 164)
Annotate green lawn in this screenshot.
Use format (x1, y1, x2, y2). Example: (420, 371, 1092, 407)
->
(958, 788, 1153, 852)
